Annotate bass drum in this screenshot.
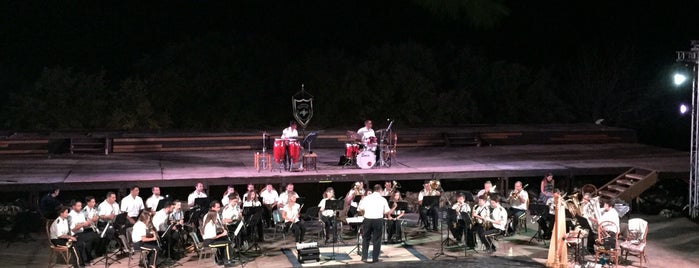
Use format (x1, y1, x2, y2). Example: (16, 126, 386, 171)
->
(356, 150, 376, 169)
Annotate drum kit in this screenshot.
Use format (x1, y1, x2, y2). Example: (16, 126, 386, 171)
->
(344, 127, 393, 169)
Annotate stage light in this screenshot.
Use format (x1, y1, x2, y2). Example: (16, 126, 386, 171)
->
(680, 104, 689, 114)
(674, 73, 688, 86)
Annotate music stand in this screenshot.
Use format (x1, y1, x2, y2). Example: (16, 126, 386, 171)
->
(156, 198, 172, 211)
(320, 200, 345, 264)
(301, 132, 318, 153)
(296, 197, 306, 207)
(433, 201, 457, 260)
(242, 206, 264, 255)
(528, 203, 549, 245)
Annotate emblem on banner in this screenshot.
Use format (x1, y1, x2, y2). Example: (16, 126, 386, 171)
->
(292, 84, 314, 128)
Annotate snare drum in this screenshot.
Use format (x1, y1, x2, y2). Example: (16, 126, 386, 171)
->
(356, 150, 376, 169)
(345, 143, 360, 158)
(288, 140, 300, 163)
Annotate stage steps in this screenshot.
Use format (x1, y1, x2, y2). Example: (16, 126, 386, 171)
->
(597, 167, 658, 203)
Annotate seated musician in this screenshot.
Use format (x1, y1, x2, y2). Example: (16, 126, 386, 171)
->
(221, 195, 242, 247)
(241, 183, 256, 200)
(50, 206, 83, 267)
(540, 188, 560, 240)
(243, 190, 264, 242)
(476, 181, 496, 201)
(449, 193, 475, 248)
(121, 186, 145, 227)
(418, 181, 440, 231)
(260, 184, 279, 228)
(357, 119, 376, 149)
(221, 185, 239, 207)
(153, 201, 180, 257)
(281, 194, 306, 243)
(132, 211, 161, 268)
(345, 182, 365, 218)
(539, 173, 555, 203)
(68, 200, 98, 265)
(202, 201, 234, 266)
(277, 183, 299, 208)
(96, 191, 121, 255)
(318, 187, 337, 243)
(281, 121, 298, 139)
(581, 193, 597, 253)
(386, 191, 405, 243)
(506, 181, 529, 235)
(590, 199, 619, 252)
(474, 194, 508, 252)
(187, 182, 208, 209)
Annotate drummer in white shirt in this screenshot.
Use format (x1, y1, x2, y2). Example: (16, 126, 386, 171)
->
(357, 120, 376, 148)
(281, 121, 299, 139)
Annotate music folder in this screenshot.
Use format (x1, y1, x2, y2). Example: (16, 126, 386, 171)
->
(325, 199, 344, 211)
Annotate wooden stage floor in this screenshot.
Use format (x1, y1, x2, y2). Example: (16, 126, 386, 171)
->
(0, 142, 688, 192)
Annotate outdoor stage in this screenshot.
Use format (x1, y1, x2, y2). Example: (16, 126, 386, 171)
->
(0, 141, 688, 194)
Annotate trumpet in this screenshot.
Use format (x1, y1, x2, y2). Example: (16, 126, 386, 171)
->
(510, 184, 529, 200)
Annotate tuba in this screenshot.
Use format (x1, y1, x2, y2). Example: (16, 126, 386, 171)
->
(389, 180, 401, 196)
(429, 180, 442, 194)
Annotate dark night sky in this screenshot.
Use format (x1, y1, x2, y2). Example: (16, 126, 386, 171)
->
(2, 0, 699, 148)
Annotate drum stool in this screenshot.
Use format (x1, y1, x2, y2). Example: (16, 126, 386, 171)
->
(254, 152, 272, 172)
(302, 153, 317, 172)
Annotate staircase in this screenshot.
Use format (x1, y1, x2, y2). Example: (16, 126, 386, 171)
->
(597, 167, 658, 203)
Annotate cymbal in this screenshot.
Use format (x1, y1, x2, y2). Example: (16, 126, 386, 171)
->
(346, 130, 360, 140)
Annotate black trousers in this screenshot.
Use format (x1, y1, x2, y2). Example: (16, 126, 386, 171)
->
(386, 218, 403, 241)
(475, 225, 501, 250)
(75, 231, 99, 263)
(203, 237, 233, 263)
(134, 241, 160, 267)
(419, 206, 439, 230)
(448, 219, 475, 248)
(285, 221, 306, 242)
(508, 208, 526, 232)
(361, 218, 383, 261)
(320, 215, 337, 242)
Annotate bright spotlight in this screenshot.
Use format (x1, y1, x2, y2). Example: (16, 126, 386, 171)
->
(680, 104, 689, 114)
(674, 73, 688, 85)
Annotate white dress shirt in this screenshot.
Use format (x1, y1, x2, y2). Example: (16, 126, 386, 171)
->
(260, 189, 279, 205)
(318, 198, 335, 217)
(358, 192, 390, 219)
(146, 195, 164, 211)
(50, 217, 70, 239)
(131, 221, 148, 243)
(277, 191, 299, 207)
(222, 204, 241, 223)
(97, 201, 120, 221)
(188, 191, 208, 207)
(152, 209, 169, 232)
(599, 207, 620, 233)
(510, 190, 529, 210)
(68, 210, 87, 234)
(490, 204, 508, 231)
(282, 203, 301, 223)
(357, 126, 375, 141)
(121, 195, 145, 218)
(281, 127, 298, 139)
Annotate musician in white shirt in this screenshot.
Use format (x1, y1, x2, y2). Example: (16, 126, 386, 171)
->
(418, 181, 440, 231)
(83, 196, 99, 230)
(318, 187, 337, 243)
(121, 186, 145, 225)
(241, 183, 256, 201)
(357, 120, 375, 144)
(277, 183, 299, 207)
(474, 194, 508, 252)
(357, 184, 394, 263)
(243, 190, 264, 242)
(131, 212, 160, 268)
(221, 185, 239, 207)
(281, 121, 298, 139)
(97, 192, 120, 225)
(260, 184, 279, 228)
(592, 200, 620, 250)
(145, 187, 164, 211)
(50, 206, 81, 267)
(448, 193, 474, 248)
(188, 182, 208, 208)
(506, 181, 529, 234)
(476, 181, 496, 200)
(202, 202, 233, 265)
(281, 194, 305, 242)
(386, 191, 405, 243)
(68, 200, 98, 264)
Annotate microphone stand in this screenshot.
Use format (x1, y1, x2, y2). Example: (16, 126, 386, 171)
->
(378, 120, 393, 168)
